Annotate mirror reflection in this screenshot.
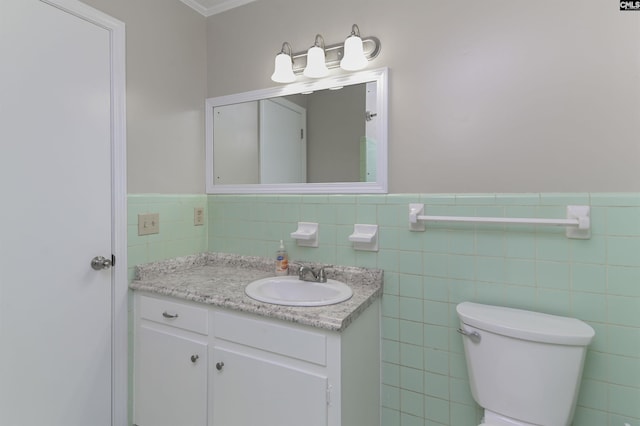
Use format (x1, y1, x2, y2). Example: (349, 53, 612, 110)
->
(213, 84, 376, 185)
(205, 68, 388, 194)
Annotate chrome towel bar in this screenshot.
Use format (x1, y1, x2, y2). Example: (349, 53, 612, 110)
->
(409, 204, 591, 239)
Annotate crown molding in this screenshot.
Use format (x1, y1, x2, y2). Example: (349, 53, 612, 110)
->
(179, 0, 256, 17)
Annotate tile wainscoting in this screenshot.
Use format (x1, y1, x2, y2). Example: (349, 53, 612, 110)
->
(128, 193, 640, 426)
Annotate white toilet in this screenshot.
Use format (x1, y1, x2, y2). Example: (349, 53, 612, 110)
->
(456, 302, 595, 426)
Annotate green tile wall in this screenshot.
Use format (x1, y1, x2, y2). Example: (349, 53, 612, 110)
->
(126, 193, 640, 426)
(127, 194, 208, 281)
(126, 194, 209, 425)
(207, 192, 640, 426)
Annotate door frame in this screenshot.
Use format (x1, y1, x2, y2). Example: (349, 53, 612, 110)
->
(40, 0, 127, 424)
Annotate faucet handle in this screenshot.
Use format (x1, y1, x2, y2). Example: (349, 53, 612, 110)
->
(298, 265, 315, 281)
(317, 267, 327, 283)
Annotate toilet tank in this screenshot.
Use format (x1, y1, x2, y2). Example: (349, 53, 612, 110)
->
(456, 302, 595, 426)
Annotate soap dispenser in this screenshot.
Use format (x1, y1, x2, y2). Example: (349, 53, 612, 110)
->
(275, 240, 289, 276)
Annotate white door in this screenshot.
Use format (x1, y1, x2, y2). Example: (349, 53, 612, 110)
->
(0, 1, 126, 425)
(259, 98, 307, 184)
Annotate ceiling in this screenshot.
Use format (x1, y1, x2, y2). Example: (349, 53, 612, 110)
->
(179, 0, 256, 17)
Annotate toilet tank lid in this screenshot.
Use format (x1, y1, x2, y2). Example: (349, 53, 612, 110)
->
(456, 302, 595, 346)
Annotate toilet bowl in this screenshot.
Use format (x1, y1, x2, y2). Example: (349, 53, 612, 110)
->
(456, 302, 595, 426)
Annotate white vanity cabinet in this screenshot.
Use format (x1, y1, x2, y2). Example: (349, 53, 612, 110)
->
(210, 311, 332, 426)
(133, 295, 209, 426)
(133, 292, 380, 426)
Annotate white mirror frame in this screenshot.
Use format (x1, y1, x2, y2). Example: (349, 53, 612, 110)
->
(205, 67, 388, 194)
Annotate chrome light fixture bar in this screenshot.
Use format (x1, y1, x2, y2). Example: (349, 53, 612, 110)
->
(271, 24, 381, 83)
(292, 35, 380, 74)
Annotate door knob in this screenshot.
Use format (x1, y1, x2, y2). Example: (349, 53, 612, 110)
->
(91, 256, 112, 270)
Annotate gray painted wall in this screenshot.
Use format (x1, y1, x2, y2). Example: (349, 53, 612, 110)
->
(81, 0, 640, 194)
(207, 0, 640, 193)
(307, 84, 365, 183)
(84, 0, 207, 193)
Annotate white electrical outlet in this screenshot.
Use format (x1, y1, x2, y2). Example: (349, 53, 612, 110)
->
(138, 213, 159, 235)
(194, 207, 205, 226)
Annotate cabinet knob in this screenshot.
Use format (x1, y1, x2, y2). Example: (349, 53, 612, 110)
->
(216, 362, 224, 371)
(162, 311, 179, 319)
(190, 354, 199, 363)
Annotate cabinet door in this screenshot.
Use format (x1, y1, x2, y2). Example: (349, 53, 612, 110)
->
(135, 327, 207, 426)
(212, 347, 328, 426)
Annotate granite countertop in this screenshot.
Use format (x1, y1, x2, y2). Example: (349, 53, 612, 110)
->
(129, 252, 383, 332)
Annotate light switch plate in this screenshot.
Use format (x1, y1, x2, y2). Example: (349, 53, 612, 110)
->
(138, 213, 159, 236)
(194, 207, 205, 226)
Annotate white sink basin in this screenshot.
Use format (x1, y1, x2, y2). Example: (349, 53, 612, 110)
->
(245, 276, 353, 307)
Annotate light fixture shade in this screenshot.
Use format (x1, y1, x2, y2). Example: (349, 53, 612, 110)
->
(303, 46, 329, 78)
(271, 52, 296, 83)
(340, 35, 368, 71)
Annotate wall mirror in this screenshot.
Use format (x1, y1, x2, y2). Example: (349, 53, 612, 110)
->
(205, 68, 388, 194)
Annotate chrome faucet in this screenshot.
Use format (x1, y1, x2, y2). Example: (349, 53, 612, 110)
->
(298, 266, 327, 283)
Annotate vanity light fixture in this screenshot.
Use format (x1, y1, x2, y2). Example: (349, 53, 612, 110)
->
(303, 35, 330, 78)
(340, 24, 368, 71)
(270, 24, 381, 83)
(270, 42, 296, 83)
